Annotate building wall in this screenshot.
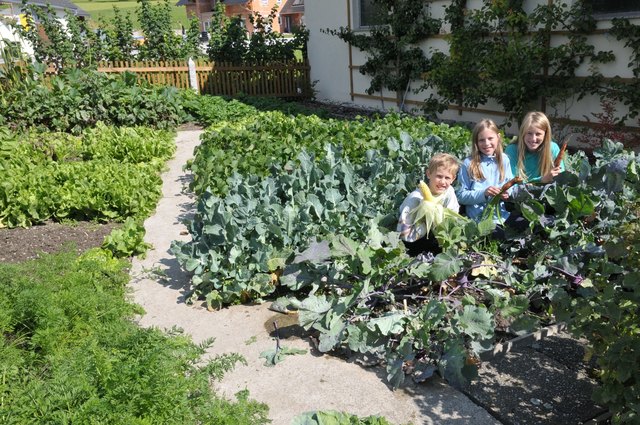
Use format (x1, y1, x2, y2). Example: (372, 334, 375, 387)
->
(306, 0, 352, 107)
(185, 0, 215, 33)
(0, 9, 69, 59)
(0, 18, 35, 57)
(307, 0, 640, 133)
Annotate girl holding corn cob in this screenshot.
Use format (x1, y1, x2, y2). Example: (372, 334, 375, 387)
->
(397, 153, 461, 256)
(505, 111, 565, 183)
(456, 119, 514, 224)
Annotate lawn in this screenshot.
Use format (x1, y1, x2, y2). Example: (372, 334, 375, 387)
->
(73, 0, 191, 30)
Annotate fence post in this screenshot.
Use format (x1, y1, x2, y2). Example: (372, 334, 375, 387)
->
(188, 57, 199, 94)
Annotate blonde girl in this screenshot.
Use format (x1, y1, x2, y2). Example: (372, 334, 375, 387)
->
(457, 119, 514, 223)
(505, 111, 564, 183)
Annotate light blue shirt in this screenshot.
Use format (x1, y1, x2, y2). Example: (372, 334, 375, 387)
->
(505, 142, 565, 182)
(456, 154, 513, 223)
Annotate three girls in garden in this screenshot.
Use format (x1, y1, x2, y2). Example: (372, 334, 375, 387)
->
(398, 111, 566, 255)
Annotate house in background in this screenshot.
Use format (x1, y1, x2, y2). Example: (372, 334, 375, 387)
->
(279, 0, 303, 33)
(175, 0, 217, 35)
(0, 0, 89, 57)
(0, 0, 89, 19)
(177, 0, 302, 35)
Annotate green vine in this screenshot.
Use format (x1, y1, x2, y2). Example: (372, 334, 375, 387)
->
(602, 18, 640, 122)
(327, 0, 636, 125)
(15, 4, 102, 71)
(207, 3, 308, 65)
(323, 0, 441, 110)
(425, 0, 615, 123)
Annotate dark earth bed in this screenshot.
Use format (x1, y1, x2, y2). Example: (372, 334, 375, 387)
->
(0, 221, 121, 264)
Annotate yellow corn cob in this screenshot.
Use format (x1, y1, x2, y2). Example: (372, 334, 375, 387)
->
(406, 180, 467, 239)
(418, 180, 434, 202)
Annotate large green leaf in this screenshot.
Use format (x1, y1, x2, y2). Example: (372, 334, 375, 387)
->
(330, 235, 359, 258)
(297, 295, 333, 330)
(457, 305, 494, 340)
(430, 252, 463, 281)
(367, 312, 406, 336)
(318, 315, 347, 352)
(260, 345, 307, 367)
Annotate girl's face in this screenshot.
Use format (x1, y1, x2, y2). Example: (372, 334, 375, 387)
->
(523, 125, 546, 152)
(476, 129, 500, 156)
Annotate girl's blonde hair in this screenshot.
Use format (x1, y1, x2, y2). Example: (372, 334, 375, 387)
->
(515, 111, 553, 180)
(469, 119, 506, 182)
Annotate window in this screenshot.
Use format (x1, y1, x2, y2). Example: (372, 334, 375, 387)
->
(586, 0, 640, 16)
(357, 0, 386, 28)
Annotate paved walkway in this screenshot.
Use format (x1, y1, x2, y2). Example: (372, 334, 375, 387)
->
(128, 130, 604, 425)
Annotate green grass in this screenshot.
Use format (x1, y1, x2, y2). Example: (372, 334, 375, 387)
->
(73, 0, 190, 30)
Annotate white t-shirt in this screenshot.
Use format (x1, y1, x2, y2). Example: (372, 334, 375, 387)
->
(396, 185, 459, 242)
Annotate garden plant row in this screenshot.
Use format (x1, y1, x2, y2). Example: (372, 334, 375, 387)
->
(0, 123, 175, 229)
(0, 103, 279, 422)
(0, 53, 404, 423)
(172, 102, 640, 422)
(1, 74, 638, 420)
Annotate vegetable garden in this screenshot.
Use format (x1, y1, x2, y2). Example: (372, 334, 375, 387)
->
(1, 50, 639, 420)
(170, 99, 640, 422)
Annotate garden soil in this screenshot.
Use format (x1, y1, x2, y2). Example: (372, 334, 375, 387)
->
(0, 128, 605, 424)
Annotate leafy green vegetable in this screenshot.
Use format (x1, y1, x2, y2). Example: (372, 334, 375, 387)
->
(260, 345, 307, 367)
(175, 100, 640, 414)
(0, 125, 174, 227)
(292, 411, 396, 425)
(0, 249, 269, 424)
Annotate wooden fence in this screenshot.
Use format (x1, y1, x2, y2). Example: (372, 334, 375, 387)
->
(95, 59, 312, 98)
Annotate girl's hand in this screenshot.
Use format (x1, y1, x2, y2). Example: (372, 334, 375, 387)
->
(541, 166, 562, 184)
(484, 186, 505, 199)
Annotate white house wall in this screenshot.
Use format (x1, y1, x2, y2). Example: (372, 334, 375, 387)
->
(306, 0, 640, 131)
(0, 17, 34, 58)
(306, 0, 353, 106)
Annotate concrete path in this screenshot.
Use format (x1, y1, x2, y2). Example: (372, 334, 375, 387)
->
(128, 130, 500, 425)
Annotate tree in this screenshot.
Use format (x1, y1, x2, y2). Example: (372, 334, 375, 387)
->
(207, 2, 248, 64)
(14, 4, 102, 71)
(137, 0, 182, 60)
(99, 7, 136, 61)
(324, 0, 440, 111)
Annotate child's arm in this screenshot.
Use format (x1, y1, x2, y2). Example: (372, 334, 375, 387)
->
(456, 163, 491, 205)
(443, 186, 460, 213)
(396, 190, 422, 241)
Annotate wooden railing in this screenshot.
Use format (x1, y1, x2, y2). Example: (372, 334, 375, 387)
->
(95, 59, 312, 98)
